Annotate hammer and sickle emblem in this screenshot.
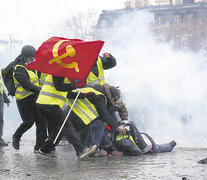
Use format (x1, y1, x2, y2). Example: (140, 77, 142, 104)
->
(48, 40, 79, 72)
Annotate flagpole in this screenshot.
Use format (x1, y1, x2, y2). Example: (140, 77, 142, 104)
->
(53, 89, 81, 144)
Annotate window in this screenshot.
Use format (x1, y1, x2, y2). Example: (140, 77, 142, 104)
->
(186, 13, 195, 22)
(100, 20, 107, 28)
(174, 14, 182, 23)
(113, 19, 119, 28)
(156, 15, 164, 24)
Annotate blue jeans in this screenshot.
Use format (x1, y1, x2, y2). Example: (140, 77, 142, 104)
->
(153, 143, 173, 153)
(84, 120, 105, 148)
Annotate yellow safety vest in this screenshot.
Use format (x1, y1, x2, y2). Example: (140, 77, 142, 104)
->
(13, 65, 39, 100)
(39, 73, 48, 87)
(37, 75, 70, 109)
(67, 87, 107, 125)
(0, 70, 4, 95)
(86, 57, 105, 86)
(116, 134, 140, 150)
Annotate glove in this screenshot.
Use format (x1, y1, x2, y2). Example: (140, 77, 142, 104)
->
(74, 79, 86, 88)
(4, 98, 10, 106)
(84, 92, 96, 99)
(78, 93, 86, 99)
(67, 92, 86, 99)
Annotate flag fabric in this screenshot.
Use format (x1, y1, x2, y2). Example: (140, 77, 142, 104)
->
(27, 37, 104, 81)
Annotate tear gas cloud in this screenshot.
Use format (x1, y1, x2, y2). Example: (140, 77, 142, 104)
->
(103, 11, 207, 147)
(0, 0, 125, 140)
(1, 2, 207, 148)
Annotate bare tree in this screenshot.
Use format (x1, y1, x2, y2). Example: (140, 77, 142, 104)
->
(60, 10, 99, 41)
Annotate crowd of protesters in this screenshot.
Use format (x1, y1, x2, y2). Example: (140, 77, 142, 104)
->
(0, 44, 177, 160)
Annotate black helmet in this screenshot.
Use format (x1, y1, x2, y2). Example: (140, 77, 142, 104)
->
(21, 45, 36, 57)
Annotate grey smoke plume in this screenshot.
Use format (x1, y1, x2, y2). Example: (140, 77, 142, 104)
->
(102, 11, 207, 147)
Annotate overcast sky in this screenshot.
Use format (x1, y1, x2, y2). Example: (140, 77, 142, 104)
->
(0, 0, 125, 40)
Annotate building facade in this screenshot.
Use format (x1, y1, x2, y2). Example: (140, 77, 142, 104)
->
(93, 1, 207, 51)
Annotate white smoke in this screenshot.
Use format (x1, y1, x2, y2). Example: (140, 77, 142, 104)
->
(0, 0, 125, 141)
(103, 11, 207, 147)
(1, 2, 207, 148)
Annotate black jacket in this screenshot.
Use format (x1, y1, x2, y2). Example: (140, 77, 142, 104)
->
(13, 65, 41, 95)
(91, 54, 116, 77)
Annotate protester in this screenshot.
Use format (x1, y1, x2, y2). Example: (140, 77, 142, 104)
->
(66, 84, 128, 157)
(0, 70, 10, 146)
(86, 52, 116, 86)
(12, 45, 47, 151)
(65, 52, 117, 155)
(36, 75, 97, 159)
(100, 120, 177, 156)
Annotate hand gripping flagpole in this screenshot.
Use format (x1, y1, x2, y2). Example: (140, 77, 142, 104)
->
(53, 89, 81, 144)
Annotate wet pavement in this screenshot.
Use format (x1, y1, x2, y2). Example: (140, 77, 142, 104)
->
(0, 140, 207, 180)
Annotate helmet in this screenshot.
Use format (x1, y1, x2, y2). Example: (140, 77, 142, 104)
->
(21, 45, 36, 57)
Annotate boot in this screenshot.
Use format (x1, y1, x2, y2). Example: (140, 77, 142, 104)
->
(169, 140, 177, 148)
(0, 137, 8, 146)
(12, 136, 20, 150)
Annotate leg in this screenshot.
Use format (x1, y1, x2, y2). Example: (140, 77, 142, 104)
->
(85, 120, 105, 148)
(13, 98, 36, 150)
(130, 122, 147, 150)
(13, 99, 36, 140)
(153, 143, 175, 153)
(39, 105, 64, 153)
(62, 119, 85, 156)
(0, 95, 7, 146)
(39, 105, 85, 156)
(0, 95, 4, 138)
(34, 106, 47, 151)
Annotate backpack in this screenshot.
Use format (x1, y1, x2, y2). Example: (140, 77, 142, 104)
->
(1, 55, 23, 96)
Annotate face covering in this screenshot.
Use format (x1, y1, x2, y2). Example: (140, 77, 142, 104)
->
(25, 57, 35, 65)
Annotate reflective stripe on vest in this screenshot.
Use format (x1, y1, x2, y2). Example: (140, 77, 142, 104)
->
(13, 65, 39, 100)
(67, 87, 107, 125)
(0, 71, 3, 95)
(39, 73, 48, 87)
(36, 75, 69, 108)
(116, 134, 140, 150)
(86, 57, 105, 86)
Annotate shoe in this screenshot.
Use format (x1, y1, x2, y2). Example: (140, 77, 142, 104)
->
(169, 140, 177, 148)
(12, 136, 20, 150)
(198, 158, 207, 164)
(34, 149, 39, 154)
(34, 146, 39, 154)
(78, 145, 97, 160)
(0, 138, 8, 146)
(36, 150, 57, 159)
(88, 149, 107, 157)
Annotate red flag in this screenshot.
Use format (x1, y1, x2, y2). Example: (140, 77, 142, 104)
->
(27, 37, 104, 80)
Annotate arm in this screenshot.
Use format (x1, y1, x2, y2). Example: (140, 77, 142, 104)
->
(14, 66, 40, 94)
(2, 91, 10, 106)
(53, 76, 76, 92)
(100, 52, 116, 70)
(88, 94, 125, 133)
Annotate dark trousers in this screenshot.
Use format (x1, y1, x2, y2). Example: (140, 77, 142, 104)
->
(0, 95, 4, 137)
(38, 105, 85, 155)
(14, 94, 47, 149)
